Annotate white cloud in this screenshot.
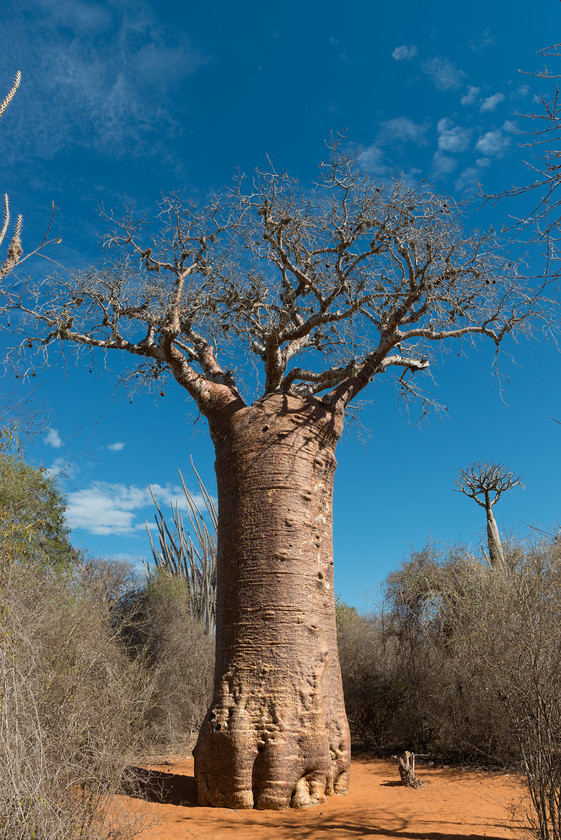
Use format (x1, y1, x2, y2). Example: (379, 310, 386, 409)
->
(31, 0, 113, 34)
(65, 481, 210, 536)
(378, 117, 429, 146)
(44, 428, 62, 448)
(359, 144, 390, 176)
(470, 29, 496, 52)
(510, 84, 530, 100)
(461, 86, 480, 106)
(432, 151, 458, 178)
(422, 57, 467, 91)
(436, 118, 471, 153)
(480, 93, 505, 113)
(454, 166, 483, 193)
(2, 2, 208, 160)
(475, 129, 511, 157)
(107, 442, 125, 452)
(392, 45, 417, 61)
(46, 457, 75, 479)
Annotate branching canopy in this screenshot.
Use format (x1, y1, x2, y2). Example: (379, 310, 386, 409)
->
(492, 44, 561, 267)
(454, 461, 524, 509)
(1, 144, 549, 417)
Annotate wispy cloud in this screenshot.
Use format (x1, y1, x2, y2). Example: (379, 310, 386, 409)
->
(454, 165, 484, 193)
(392, 45, 417, 61)
(432, 151, 458, 178)
(358, 144, 390, 176)
(480, 93, 505, 113)
(65, 481, 209, 536)
(422, 57, 466, 91)
(475, 129, 511, 157)
(46, 457, 77, 479)
(510, 84, 530, 100)
(2, 0, 208, 160)
(469, 29, 496, 52)
(44, 428, 62, 448)
(461, 86, 480, 106)
(436, 118, 471, 153)
(107, 442, 125, 452)
(378, 117, 430, 146)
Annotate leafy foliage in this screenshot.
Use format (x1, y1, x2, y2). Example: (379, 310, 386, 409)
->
(0, 429, 76, 569)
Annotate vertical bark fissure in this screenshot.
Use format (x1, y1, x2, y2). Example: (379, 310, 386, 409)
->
(194, 394, 350, 810)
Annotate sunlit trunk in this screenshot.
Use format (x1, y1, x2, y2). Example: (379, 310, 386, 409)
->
(486, 505, 505, 567)
(193, 394, 350, 809)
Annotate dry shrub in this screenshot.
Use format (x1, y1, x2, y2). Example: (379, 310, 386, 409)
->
(382, 542, 520, 763)
(445, 538, 561, 838)
(0, 561, 148, 840)
(336, 603, 406, 751)
(368, 535, 561, 840)
(340, 538, 561, 772)
(118, 571, 214, 751)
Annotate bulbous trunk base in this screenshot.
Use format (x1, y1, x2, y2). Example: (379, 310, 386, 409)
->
(195, 667, 350, 809)
(194, 394, 351, 809)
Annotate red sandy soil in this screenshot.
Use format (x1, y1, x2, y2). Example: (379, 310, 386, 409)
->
(113, 755, 529, 840)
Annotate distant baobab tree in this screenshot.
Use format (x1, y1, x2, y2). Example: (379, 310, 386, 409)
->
(454, 461, 524, 567)
(1, 140, 549, 809)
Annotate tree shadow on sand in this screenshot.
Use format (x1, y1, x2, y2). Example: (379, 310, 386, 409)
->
(122, 767, 198, 807)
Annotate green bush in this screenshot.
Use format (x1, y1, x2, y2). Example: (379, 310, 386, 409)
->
(0, 429, 77, 569)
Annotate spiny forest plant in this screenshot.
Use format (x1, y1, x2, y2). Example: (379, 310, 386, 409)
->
(146, 463, 217, 633)
(0, 72, 23, 280)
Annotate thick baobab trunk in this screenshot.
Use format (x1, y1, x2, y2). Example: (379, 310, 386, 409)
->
(485, 505, 505, 567)
(193, 393, 351, 810)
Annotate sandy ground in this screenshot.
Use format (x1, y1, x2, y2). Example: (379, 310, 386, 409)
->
(113, 755, 529, 840)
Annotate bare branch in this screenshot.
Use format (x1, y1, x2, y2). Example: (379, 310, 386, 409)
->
(454, 462, 524, 508)
(1, 142, 550, 416)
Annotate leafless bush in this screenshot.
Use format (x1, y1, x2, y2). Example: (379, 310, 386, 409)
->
(449, 537, 561, 839)
(380, 535, 561, 838)
(382, 542, 518, 762)
(118, 571, 214, 751)
(0, 561, 149, 840)
(336, 604, 408, 750)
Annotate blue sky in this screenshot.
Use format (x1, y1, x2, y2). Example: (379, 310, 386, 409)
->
(1, 0, 560, 610)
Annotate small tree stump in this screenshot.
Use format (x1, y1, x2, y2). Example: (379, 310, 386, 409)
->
(397, 751, 424, 789)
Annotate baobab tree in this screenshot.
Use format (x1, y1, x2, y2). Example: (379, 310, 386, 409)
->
(0, 145, 547, 809)
(454, 461, 524, 567)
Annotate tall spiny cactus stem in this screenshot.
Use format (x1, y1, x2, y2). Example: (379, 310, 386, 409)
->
(1, 73, 23, 279)
(0, 71, 21, 120)
(0, 195, 9, 248)
(0, 214, 23, 279)
(146, 463, 217, 633)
